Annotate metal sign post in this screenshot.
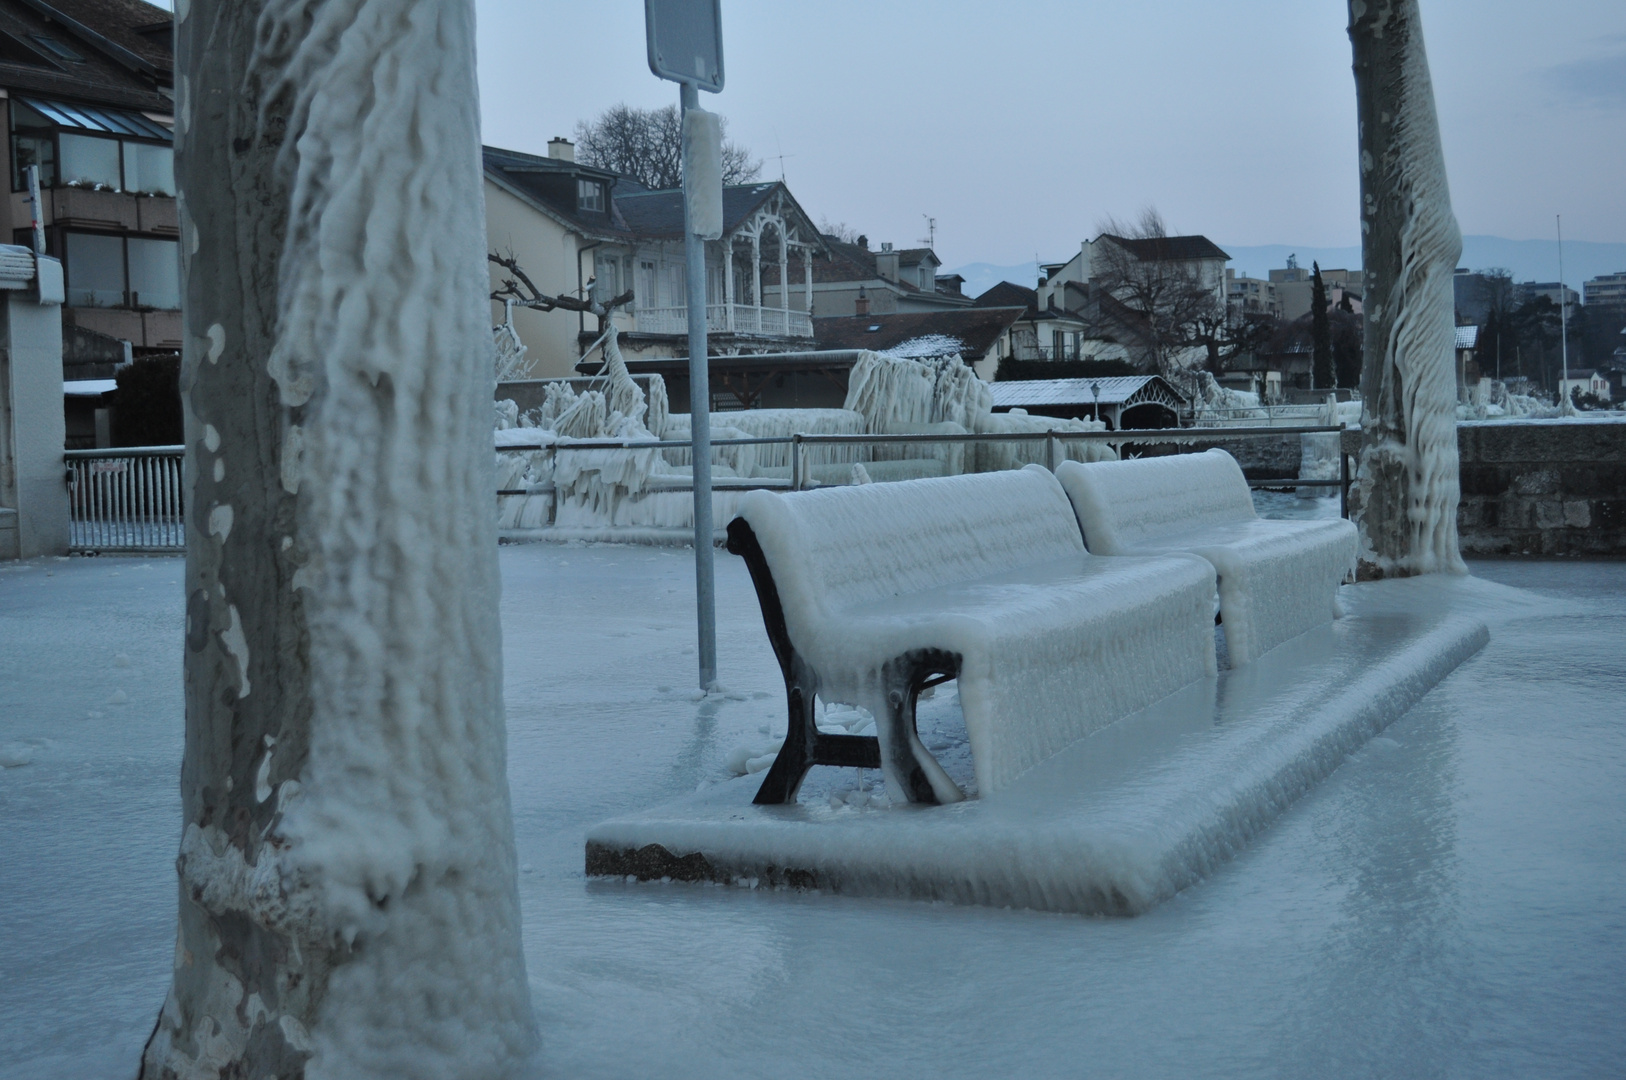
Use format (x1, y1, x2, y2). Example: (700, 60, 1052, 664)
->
(26, 165, 44, 254)
(647, 0, 725, 690)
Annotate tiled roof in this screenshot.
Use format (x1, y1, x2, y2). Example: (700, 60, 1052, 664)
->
(0, 0, 172, 110)
(974, 280, 1038, 312)
(1101, 234, 1231, 263)
(615, 182, 781, 239)
(482, 145, 630, 238)
(813, 306, 1025, 357)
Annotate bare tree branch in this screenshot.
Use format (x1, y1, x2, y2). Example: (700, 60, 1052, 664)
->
(487, 252, 632, 316)
(574, 102, 761, 190)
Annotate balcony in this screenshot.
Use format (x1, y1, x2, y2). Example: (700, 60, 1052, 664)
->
(635, 303, 813, 339)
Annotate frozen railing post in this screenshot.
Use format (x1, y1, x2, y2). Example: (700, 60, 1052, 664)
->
(1347, 0, 1466, 578)
(144, 1, 535, 1076)
(647, 0, 726, 689)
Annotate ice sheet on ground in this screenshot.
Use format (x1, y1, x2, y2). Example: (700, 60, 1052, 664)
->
(2, 552, 1622, 1079)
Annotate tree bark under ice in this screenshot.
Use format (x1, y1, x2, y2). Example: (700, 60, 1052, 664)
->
(142, 1, 535, 1076)
(1347, 0, 1466, 579)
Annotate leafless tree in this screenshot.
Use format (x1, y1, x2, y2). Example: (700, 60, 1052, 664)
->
(819, 217, 861, 244)
(575, 102, 760, 190)
(1083, 208, 1224, 382)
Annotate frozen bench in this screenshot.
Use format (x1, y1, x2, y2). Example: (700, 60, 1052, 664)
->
(1055, 449, 1358, 666)
(725, 465, 1217, 806)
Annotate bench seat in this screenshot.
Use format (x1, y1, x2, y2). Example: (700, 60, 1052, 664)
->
(729, 465, 1217, 804)
(1056, 449, 1358, 666)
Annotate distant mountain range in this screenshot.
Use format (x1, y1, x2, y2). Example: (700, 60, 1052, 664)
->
(947, 236, 1626, 304)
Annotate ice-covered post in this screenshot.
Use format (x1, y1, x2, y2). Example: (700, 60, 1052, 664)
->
(647, 0, 726, 689)
(1347, 0, 1466, 578)
(143, 1, 535, 1076)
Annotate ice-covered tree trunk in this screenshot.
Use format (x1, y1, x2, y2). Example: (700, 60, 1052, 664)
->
(1347, 0, 1466, 579)
(142, 1, 535, 1077)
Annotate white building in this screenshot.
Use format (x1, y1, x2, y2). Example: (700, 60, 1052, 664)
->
(484, 140, 826, 380)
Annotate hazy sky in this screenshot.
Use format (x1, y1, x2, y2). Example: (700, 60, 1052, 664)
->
(473, 1, 1626, 268)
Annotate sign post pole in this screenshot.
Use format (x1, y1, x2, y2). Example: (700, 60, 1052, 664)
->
(646, 0, 725, 690)
(681, 80, 717, 690)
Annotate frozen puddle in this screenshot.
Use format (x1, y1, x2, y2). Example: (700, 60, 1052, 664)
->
(586, 578, 1490, 915)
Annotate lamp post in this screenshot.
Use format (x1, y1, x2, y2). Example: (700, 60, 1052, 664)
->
(1091, 380, 1101, 423)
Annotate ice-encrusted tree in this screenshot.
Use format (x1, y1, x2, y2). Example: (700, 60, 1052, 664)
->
(1347, 0, 1466, 578)
(142, 1, 535, 1077)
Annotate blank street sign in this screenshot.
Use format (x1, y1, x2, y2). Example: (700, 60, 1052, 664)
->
(645, 0, 724, 91)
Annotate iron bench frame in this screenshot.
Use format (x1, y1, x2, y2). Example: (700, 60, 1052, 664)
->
(726, 517, 959, 806)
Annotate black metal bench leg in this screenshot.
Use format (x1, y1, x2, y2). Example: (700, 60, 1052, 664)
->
(752, 679, 818, 805)
(875, 652, 964, 806)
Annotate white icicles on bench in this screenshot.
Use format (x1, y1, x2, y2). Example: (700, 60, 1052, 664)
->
(727, 465, 1218, 803)
(1056, 449, 1358, 665)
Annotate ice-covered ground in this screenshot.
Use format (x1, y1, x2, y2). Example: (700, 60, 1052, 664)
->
(2, 540, 1623, 1078)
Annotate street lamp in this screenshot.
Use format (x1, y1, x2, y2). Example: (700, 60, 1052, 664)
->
(1091, 380, 1101, 423)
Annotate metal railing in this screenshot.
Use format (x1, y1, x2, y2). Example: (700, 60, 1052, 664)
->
(634, 303, 814, 338)
(65, 446, 185, 551)
(65, 427, 1346, 551)
(497, 424, 1354, 517)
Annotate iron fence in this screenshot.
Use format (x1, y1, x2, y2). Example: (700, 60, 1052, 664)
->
(65, 446, 184, 551)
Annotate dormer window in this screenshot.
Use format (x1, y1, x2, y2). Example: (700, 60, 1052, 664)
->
(29, 35, 83, 63)
(576, 178, 604, 213)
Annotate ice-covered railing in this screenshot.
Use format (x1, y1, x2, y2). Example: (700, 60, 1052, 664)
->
(493, 349, 1355, 535)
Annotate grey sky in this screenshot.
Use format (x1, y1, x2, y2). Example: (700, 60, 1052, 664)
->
(474, 1, 1626, 268)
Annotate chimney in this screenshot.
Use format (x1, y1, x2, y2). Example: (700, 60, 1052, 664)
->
(854, 286, 869, 316)
(875, 244, 899, 283)
(547, 137, 575, 162)
(856, 235, 868, 250)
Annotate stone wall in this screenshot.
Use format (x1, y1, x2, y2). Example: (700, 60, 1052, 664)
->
(1457, 421, 1626, 557)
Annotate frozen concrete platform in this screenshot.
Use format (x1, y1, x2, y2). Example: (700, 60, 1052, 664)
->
(586, 578, 1491, 914)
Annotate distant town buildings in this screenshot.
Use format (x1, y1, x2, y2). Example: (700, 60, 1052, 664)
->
(1584, 271, 1626, 309)
(1268, 258, 1363, 322)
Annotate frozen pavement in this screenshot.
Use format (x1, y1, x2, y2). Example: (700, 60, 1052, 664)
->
(3, 547, 1625, 1078)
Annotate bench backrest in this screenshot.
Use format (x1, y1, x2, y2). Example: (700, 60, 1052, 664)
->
(1056, 449, 1256, 554)
(736, 465, 1085, 630)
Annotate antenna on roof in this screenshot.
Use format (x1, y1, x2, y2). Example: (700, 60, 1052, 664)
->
(773, 134, 794, 182)
(919, 214, 937, 251)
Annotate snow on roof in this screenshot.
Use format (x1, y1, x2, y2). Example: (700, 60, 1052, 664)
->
(64, 379, 118, 396)
(880, 334, 966, 359)
(989, 375, 1180, 408)
(1455, 325, 1479, 350)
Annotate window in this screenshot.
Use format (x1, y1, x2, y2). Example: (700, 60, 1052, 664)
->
(592, 252, 620, 301)
(65, 232, 125, 306)
(9, 99, 175, 194)
(123, 142, 175, 196)
(636, 260, 657, 310)
(576, 178, 604, 212)
(59, 133, 121, 189)
(63, 232, 181, 310)
(128, 237, 181, 309)
(11, 100, 55, 189)
(28, 35, 83, 62)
